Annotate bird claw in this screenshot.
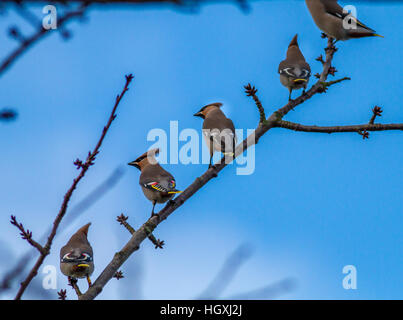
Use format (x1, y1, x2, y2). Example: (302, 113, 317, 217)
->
(86, 275, 92, 288)
(68, 277, 77, 287)
(208, 165, 218, 177)
(151, 212, 161, 221)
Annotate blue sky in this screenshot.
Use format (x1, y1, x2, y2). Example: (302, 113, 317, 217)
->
(1, 1, 403, 299)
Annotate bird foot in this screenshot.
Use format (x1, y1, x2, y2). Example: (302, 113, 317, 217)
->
(208, 165, 218, 177)
(86, 275, 92, 288)
(151, 212, 161, 221)
(168, 199, 175, 205)
(68, 277, 82, 296)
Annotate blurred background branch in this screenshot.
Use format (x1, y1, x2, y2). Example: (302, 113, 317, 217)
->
(197, 243, 254, 299)
(0, 108, 17, 122)
(0, 2, 90, 77)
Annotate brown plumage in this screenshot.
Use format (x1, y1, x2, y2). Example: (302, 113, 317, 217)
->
(278, 34, 311, 101)
(305, 0, 382, 40)
(60, 223, 94, 287)
(194, 103, 236, 169)
(128, 148, 181, 218)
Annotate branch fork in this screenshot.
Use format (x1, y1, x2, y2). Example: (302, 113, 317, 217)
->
(117, 214, 164, 249)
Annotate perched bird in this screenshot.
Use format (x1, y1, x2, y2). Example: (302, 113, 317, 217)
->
(194, 103, 236, 169)
(279, 34, 311, 101)
(60, 223, 94, 288)
(305, 0, 382, 40)
(128, 148, 181, 218)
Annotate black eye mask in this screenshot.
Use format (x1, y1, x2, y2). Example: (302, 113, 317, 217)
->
(61, 252, 93, 263)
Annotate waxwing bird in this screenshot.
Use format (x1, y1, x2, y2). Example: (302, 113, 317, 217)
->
(305, 0, 383, 41)
(60, 223, 94, 288)
(128, 148, 181, 218)
(279, 34, 311, 101)
(194, 103, 236, 169)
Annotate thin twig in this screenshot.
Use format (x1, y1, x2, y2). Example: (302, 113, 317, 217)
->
(57, 289, 67, 300)
(275, 121, 403, 134)
(369, 106, 383, 125)
(197, 243, 253, 299)
(117, 214, 164, 249)
(10, 216, 46, 255)
(13, 74, 134, 300)
(68, 278, 82, 298)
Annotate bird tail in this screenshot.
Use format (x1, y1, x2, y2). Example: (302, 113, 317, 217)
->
(168, 189, 182, 194)
(372, 33, 384, 38)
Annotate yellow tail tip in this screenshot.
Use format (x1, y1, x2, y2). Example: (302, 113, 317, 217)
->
(373, 34, 384, 38)
(168, 190, 182, 194)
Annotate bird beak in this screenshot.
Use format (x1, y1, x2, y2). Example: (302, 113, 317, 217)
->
(193, 112, 203, 118)
(128, 161, 140, 169)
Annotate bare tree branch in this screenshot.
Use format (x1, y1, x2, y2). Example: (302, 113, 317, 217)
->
(197, 243, 253, 299)
(275, 121, 403, 135)
(13, 73, 134, 300)
(2, 1, 400, 301)
(1, 0, 250, 7)
(78, 37, 351, 301)
(225, 278, 296, 300)
(113, 270, 124, 280)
